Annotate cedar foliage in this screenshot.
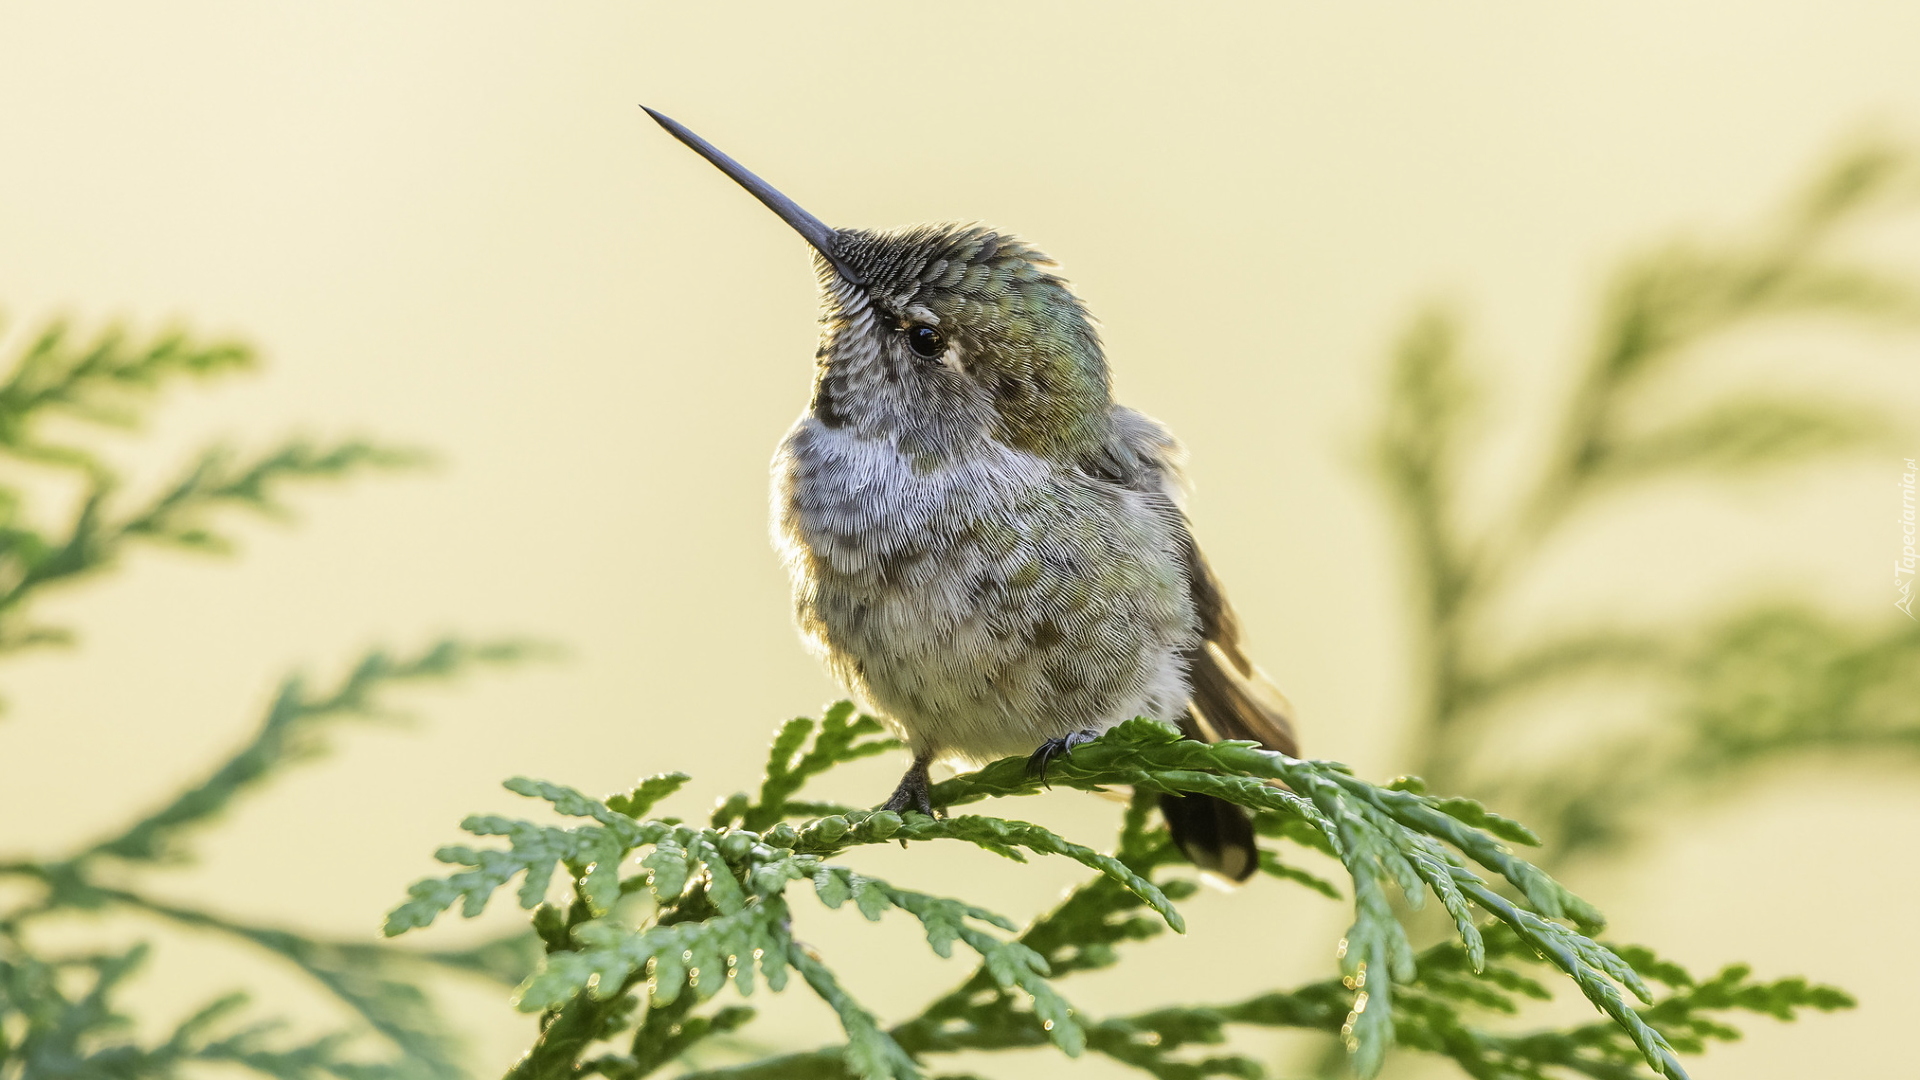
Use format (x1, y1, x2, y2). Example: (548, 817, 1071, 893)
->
(1377, 137, 1920, 850)
(0, 321, 542, 1079)
(384, 705, 1850, 1080)
(5, 134, 1915, 1080)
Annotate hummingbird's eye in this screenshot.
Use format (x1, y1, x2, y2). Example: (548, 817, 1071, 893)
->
(905, 324, 946, 360)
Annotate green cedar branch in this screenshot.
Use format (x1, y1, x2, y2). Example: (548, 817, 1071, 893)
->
(0, 436, 429, 653)
(388, 710, 1756, 1080)
(84, 637, 543, 865)
(736, 702, 900, 832)
(668, 927, 1845, 1080)
(0, 319, 254, 470)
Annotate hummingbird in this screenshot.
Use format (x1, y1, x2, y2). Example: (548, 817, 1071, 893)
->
(643, 107, 1299, 880)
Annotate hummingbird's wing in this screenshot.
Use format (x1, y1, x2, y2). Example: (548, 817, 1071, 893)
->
(1178, 541, 1301, 758)
(1167, 531, 1301, 882)
(1103, 407, 1300, 883)
(1102, 407, 1300, 757)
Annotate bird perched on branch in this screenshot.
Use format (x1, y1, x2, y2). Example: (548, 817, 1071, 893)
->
(643, 106, 1299, 880)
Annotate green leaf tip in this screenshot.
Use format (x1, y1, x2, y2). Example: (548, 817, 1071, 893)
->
(607, 771, 693, 819)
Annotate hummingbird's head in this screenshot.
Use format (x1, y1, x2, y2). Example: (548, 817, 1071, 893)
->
(645, 107, 1114, 464)
(816, 223, 1111, 458)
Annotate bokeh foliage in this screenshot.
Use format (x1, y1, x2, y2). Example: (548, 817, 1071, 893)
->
(0, 322, 543, 1079)
(1373, 137, 1920, 858)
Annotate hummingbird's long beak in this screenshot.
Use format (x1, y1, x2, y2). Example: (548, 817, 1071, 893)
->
(641, 106, 864, 285)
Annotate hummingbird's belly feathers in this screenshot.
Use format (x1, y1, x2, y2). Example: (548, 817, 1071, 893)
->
(773, 418, 1198, 763)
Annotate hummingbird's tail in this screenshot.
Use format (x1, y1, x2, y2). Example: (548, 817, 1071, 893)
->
(1161, 636, 1301, 881)
(1159, 782, 1259, 881)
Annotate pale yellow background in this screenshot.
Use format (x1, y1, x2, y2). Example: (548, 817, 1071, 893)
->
(1, 4, 1916, 1078)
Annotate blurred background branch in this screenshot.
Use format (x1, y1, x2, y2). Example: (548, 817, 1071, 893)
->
(1376, 137, 1920, 869)
(0, 322, 546, 1080)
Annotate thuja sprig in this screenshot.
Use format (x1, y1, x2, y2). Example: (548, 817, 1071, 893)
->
(1374, 136, 1920, 851)
(0, 318, 430, 657)
(3, 637, 547, 1080)
(0, 311, 559, 1080)
(387, 705, 1848, 1080)
(0, 319, 254, 470)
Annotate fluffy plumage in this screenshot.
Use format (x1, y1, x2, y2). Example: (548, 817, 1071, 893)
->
(772, 223, 1297, 880)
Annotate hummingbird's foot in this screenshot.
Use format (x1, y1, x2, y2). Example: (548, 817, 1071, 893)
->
(1027, 729, 1100, 788)
(880, 754, 936, 818)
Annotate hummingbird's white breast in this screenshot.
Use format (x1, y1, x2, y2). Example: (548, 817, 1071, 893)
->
(771, 414, 1198, 764)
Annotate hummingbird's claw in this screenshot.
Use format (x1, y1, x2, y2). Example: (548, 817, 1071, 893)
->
(1027, 729, 1100, 788)
(880, 754, 936, 819)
